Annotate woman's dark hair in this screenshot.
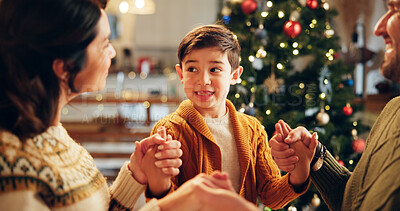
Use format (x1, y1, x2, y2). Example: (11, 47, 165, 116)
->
(0, 0, 105, 141)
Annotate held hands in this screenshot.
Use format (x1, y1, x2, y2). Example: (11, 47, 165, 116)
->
(128, 126, 183, 186)
(143, 127, 183, 197)
(269, 120, 318, 187)
(157, 171, 258, 211)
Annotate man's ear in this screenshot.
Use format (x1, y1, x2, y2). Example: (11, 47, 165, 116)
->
(231, 66, 243, 85)
(52, 59, 68, 81)
(175, 64, 184, 83)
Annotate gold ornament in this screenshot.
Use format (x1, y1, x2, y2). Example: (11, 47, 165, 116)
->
(311, 193, 321, 207)
(316, 109, 330, 125)
(288, 205, 298, 211)
(263, 72, 284, 94)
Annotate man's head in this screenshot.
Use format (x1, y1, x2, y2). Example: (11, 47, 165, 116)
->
(175, 25, 243, 118)
(374, 0, 400, 82)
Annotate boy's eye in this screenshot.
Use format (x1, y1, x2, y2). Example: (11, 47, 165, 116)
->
(187, 67, 197, 72)
(210, 68, 222, 73)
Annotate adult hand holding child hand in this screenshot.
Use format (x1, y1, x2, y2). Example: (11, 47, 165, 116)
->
(270, 120, 318, 188)
(128, 126, 183, 185)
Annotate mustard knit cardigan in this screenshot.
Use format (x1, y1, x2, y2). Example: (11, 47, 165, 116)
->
(150, 99, 307, 209)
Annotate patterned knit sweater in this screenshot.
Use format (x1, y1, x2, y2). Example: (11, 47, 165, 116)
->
(311, 96, 400, 211)
(0, 124, 147, 210)
(149, 99, 308, 209)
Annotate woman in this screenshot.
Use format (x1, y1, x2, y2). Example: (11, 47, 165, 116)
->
(0, 0, 260, 210)
(0, 0, 183, 210)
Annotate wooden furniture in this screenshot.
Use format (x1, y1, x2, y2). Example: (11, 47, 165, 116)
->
(70, 93, 180, 125)
(364, 93, 395, 114)
(64, 94, 181, 182)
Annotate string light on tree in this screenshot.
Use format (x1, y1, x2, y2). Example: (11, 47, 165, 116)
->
(322, 0, 330, 10)
(256, 47, 267, 58)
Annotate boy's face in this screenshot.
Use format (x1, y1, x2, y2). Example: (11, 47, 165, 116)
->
(176, 47, 243, 118)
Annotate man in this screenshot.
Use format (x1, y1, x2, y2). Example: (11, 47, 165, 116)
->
(269, 1, 400, 210)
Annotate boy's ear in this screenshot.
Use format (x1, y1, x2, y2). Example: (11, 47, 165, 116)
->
(175, 64, 184, 83)
(231, 66, 243, 85)
(52, 59, 68, 82)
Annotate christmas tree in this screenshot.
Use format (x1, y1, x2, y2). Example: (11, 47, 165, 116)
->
(218, 0, 369, 210)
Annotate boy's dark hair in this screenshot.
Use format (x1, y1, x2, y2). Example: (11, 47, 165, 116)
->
(177, 24, 241, 70)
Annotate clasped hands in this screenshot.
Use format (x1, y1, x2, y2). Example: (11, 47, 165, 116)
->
(128, 126, 256, 211)
(269, 120, 319, 187)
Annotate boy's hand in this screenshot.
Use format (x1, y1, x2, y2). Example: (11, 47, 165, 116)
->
(128, 127, 182, 185)
(270, 120, 318, 187)
(286, 130, 318, 186)
(270, 133, 298, 172)
(270, 120, 297, 172)
(145, 134, 183, 198)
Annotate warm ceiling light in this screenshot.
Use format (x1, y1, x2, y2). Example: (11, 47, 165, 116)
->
(119, 1, 129, 13)
(130, 0, 155, 14)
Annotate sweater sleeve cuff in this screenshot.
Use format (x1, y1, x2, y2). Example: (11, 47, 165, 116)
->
(291, 174, 311, 194)
(275, 174, 306, 199)
(138, 199, 160, 211)
(109, 162, 146, 209)
(310, 150, 351, 193)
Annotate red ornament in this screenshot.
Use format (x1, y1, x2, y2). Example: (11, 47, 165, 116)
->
(343, 105, 353, 116)
(333, 53, 339, 59)
(352, 138, 366, 153)
(241, 0, 258, 15)
(306, 0, 318, 9)
(283, 20, 302, 38)
(337, 160, 345, 166)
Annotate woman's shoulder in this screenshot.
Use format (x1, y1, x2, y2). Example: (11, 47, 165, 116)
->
(0, 129, 53, 194)
(0, 127, 106, 207)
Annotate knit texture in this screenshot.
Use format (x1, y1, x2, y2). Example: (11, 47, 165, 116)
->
(0, 124, 106, 208)
(311, 96, 400, 211)
(0, 124, 147, 210)
(109, 161, 146, 209)
(204, 110, 241, 192)
(150, 99, 308, 209)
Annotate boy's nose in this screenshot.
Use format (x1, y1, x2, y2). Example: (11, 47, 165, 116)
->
(199, 71, 211, 85)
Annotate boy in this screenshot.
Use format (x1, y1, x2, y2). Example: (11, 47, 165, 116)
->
(146, 24, 311, 209)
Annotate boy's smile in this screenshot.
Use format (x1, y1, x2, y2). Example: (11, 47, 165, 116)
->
(176, 47, 243, 118)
